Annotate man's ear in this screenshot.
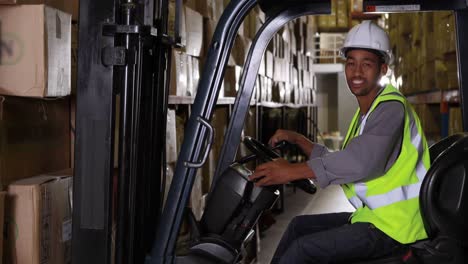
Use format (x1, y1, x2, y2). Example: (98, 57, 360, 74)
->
(380, 63, 388, 76)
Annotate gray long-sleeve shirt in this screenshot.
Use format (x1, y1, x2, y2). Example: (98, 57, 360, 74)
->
(307, 101, 405, 188)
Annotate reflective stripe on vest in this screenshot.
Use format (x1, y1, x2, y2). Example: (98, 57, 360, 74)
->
(346, 91, 427, 210)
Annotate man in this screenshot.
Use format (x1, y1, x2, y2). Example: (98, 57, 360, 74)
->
(249, 20, 430, 263)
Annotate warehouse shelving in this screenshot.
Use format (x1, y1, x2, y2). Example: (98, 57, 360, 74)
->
(169, 95, 317, 108)
(169, 95, 236, 105)
(406, 89, 460, 104)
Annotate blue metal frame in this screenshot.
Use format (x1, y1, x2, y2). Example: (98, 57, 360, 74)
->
(454, 10, 468, 132)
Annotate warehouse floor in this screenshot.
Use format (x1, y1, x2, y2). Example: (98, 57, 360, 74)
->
(256, 184, 355, 264)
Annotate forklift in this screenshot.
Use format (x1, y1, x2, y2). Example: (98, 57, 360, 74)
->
(72, 0, 468, 263)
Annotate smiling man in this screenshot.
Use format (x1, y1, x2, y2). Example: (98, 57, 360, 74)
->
(250, 21, 431, 263)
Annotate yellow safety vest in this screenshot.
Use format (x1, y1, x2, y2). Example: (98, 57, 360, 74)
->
(342, 84, 430, 244)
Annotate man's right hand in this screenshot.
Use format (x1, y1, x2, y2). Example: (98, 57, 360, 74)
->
(269, 129, 314, 156)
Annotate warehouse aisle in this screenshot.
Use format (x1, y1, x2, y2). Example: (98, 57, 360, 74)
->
(256, 185, 355, 264)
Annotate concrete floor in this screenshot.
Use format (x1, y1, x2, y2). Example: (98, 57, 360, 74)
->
(256, 185, 355, 264)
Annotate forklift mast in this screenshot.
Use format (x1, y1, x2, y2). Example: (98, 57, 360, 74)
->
(72, 0, 468, 263)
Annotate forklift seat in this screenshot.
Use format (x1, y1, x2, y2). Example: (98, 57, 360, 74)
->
(353, 133, 468, 264)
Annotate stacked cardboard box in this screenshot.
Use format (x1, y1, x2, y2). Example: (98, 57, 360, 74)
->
(350, 0, 362, 12)
(413, 104, 441, 142)
(390, 11, 458, 94)
(318, 0, 337, 30)
(0, 1, 77, 262)
(5, 173, 72, 264)
(170, 5, 204, 97)
(449, 107, 462, 136)
(336, 0, 348, 28)
(0, 5, 72, 97)
(318, 0, 349, 31)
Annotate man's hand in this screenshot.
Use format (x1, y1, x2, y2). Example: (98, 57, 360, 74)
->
(269, 129, 314, 156)
(268, 129, 302, 146)
(249, 158, 315, 186)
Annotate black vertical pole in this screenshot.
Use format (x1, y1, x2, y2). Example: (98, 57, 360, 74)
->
(72, 0, 117, 263)
(454, 10, 468, 132)
(114, 1, 142, 262)
(133, 0, 173, 260)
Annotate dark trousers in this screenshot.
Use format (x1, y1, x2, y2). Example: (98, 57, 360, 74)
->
(271, 212, 406, 264)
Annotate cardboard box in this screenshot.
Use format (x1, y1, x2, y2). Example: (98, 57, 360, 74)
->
(224, 66, 242, 97)
(5, 174, 72, 264)
(186, 56, 200, 96)
(164, 164, 174, 206)
(183, 0, 196, 10)
(258, 76, 265, 102)
(419, 61, 436, 92)
(433, 12, 455, 58)
(305, 32, 316, 57)
(170, 50, 188, 96)
(193, 0, 214, 18)
(246, 13, 262, 39)
(0, 96, 70, 189)
(184, 6, 203, 57)
(265, 51, 274, 78)
(175, 113, 186, 156)
(449, 107, 462, 136)
(213, 0, 224, 20)
(192, 57, 201, 93)
(232, 35, 252, 66)
(282, 83, 290, 104)
(273, 57, 281, 82)
(435, 59, 448, 90)
(0, 5, 71, 97)
(166, 110, 177, 163)
(0, 0, 76, 17)
(444, 52, 458, 90)
(398, 13, 413, 36)
(414, 104, 440, 136)
(351, 0, 363, 12)
(336, 0, 348, 28)
(0, 192, 5, 264)
(265, 78, 272, 102)
(272, 82, 282, 103)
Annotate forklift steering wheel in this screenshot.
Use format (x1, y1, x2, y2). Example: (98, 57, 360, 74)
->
(243, 136, 283, 162)
(243, 136, 317, 194)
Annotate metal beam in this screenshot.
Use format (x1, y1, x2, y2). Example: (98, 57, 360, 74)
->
(455, 10, 468, 131)
(363, 0, 467, 12)
(72, 0, 117, 263)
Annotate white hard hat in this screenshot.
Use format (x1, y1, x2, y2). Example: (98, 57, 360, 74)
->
(340, 20, 393, 64)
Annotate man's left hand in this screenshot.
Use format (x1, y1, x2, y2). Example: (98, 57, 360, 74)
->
(249, 158, 315, 186)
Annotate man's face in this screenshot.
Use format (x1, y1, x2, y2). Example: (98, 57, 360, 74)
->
(345, 49, 387, 97)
